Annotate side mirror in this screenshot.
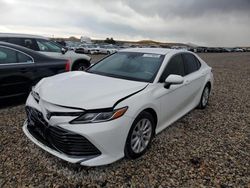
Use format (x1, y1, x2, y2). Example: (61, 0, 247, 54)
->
(164, 74, 184, 89)
(61, 47, 68, 54)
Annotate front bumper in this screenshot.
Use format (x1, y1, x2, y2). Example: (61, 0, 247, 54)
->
(23, 95, 134, 166)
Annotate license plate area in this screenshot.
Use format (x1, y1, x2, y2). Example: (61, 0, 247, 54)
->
(26, 106, 48, 140)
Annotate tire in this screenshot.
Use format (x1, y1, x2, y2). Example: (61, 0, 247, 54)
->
(125, 111, 155, 159)
(72, 62, 89, 71)
(198, 84, 210, 109)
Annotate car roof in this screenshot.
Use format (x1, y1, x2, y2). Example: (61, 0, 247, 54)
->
(0, 33, 48, 40)
(120, 48, 187, 55)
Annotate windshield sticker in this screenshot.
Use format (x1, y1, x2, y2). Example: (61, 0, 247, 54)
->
(142, 54, 161, 58)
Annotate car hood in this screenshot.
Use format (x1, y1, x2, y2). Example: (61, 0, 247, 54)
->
(37, 71, 148, 109)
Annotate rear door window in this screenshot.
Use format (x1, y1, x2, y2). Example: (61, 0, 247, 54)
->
(21, 38, 39, 51)
(0, 47, 18, 64)
(0, 46, 33, 64)
(5, 38, 39, 51)
(182, 53, 200, 75)
(17, 52, 33, 63)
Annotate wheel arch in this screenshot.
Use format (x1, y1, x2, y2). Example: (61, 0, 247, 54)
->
(205, 80, 211, 89)
(143, 108, 158, 129)
(131, 107, 158, 136)
(72, 59, 91, 70)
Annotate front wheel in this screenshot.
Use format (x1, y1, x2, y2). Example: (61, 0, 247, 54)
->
(198, 85, 210, 109)
(125, 111, 155, 159)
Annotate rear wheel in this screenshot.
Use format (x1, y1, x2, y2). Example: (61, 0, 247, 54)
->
(125, 111, 155, 159)
(198, 84, 210, 109)
(72, 61, 90, 71)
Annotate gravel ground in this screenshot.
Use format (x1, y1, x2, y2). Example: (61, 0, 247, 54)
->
(0, 53, 249, 187)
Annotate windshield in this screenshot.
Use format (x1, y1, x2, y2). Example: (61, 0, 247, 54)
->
(37, 39, 62, 52)
(87, 52, 165, 82)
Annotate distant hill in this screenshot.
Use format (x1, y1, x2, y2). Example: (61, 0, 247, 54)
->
(123, 40, 187, 46)
(136, 40, 162, 44)
(51, 37, 189, 47)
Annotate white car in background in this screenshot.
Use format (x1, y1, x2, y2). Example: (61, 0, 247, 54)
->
(23, 48, 213, 166)
(0, 33, 91, 70)
(65, 41, 81, 51)
(99, 45, 118, 54)
(233, 48, 244, 52)
(75, 44, 100, 54)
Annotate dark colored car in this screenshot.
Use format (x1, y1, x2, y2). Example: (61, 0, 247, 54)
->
(0, 33, 91, 71)
(0, 42, 70, 100)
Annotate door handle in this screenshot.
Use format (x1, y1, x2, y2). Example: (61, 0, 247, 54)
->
(185, 80, 190, 84)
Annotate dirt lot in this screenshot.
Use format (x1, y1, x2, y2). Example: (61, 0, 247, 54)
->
(0, 53, 249, 187)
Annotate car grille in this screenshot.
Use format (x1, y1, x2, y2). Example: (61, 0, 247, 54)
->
(25, 106, 101, 157)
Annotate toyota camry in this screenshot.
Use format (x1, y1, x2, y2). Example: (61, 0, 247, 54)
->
(23, 48, 213, 166)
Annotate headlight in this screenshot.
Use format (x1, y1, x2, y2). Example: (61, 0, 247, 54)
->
(70, 106, 128, 124)
(31, 87, 40, 103)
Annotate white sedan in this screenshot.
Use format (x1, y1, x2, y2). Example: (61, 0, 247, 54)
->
(99, 45, 118, 54)
(23, 48, 213, 166)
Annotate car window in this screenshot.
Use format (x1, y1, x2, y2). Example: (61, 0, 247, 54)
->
(182, 53, 200, 75)
(23, 39, 37, 50)
(159, 54, 185, 82)
(0, 50, 7, 60)
(195, 57, 201, 69)
(0, 47, 33, 64)
(17, 51, 33, 63)
(36, 39, 62, 52)
(0, 47, 18, 64)
(88, 52, 164, 82)
(7, 38, 39, 51)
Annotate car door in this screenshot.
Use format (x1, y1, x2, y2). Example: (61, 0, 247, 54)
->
(181, 53, 205, 109)
(0, 46, 35, 99)
(155, 54, 189, 129)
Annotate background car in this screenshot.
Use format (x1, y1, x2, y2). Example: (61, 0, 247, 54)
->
(65, 41, 81, 51)
(0, 42, 70, 100)
(75, 44, 100, 54)
(232, 48, 244, 52)
(98, 45, 118, 54)
(0, 33, 91, 70)
(23, 48, 213, 166)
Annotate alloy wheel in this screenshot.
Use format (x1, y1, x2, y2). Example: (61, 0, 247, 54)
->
(202, 87, 210, 106)
(130, 118, 152, 153)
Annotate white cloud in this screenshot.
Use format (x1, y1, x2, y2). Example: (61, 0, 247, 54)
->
(0, 0, 249, 46)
